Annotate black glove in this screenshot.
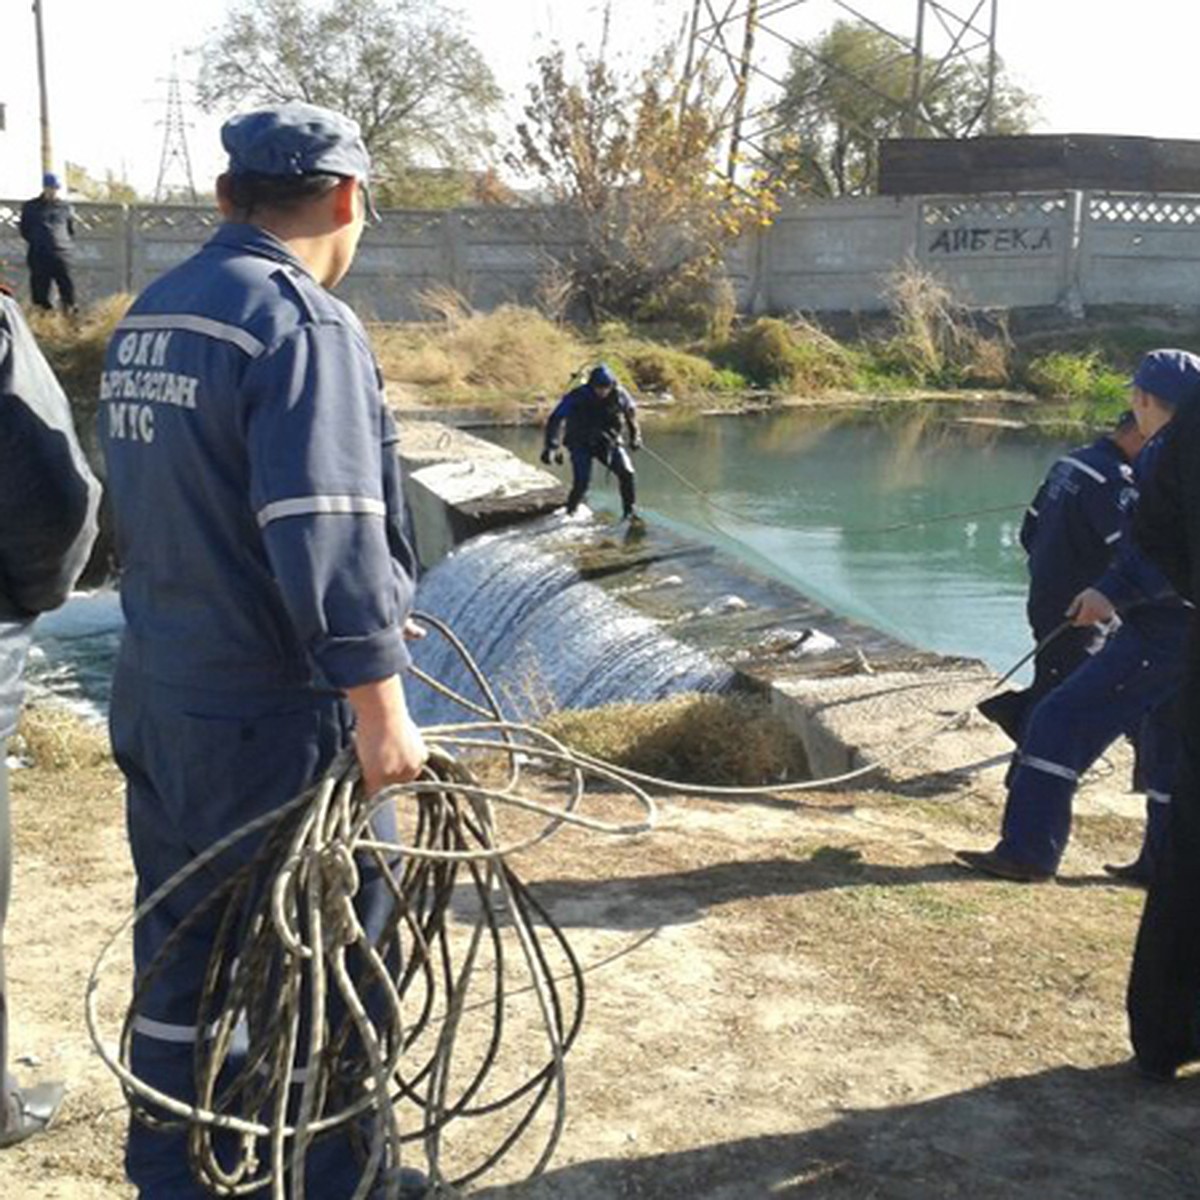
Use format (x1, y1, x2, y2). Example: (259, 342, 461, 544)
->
(540, 446, 555, 465)
(630, 436, 642, 452)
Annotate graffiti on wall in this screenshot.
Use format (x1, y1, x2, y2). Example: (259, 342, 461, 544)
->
(927, 226, 1053, 254)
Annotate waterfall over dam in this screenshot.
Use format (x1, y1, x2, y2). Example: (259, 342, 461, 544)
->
(407, 516, 734, 726)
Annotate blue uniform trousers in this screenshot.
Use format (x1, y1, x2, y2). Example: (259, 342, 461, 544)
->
(111, 662, 406, 1199)
(998, 619, 1183, 875)
(567, 444, 636, 515)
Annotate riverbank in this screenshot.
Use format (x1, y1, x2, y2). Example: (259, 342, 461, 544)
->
(1, 702, 1194, 1199)
(32, 296, 1200, 439)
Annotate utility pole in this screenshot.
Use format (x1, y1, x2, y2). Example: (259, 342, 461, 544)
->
(32, 0, 53, 175)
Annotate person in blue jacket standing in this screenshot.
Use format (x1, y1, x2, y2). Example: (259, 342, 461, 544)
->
(100, 104, 428, 1198)
(542, 363, 643, 519)
(958, 349, 1200, 884)
(978, 411, 1144, 741)
(18, 174, 77, 313)
(0, 281, 99, 1147)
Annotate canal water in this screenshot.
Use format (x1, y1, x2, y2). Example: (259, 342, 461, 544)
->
(482, 408, 1078, 674)
(26, 408, 1079, 721)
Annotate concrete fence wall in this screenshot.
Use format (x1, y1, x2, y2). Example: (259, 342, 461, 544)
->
(4, 191, 1200, 316)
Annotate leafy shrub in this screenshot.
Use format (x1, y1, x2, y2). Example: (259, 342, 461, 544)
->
(713, 317, 856, 393)
(619, 344, 744, 395)
(1024, 350, 1124, 402)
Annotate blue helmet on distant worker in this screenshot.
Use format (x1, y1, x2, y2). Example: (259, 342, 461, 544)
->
(588, 364, 616, 389)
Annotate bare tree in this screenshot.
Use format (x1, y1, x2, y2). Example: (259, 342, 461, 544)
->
(194, 0, 502, 197)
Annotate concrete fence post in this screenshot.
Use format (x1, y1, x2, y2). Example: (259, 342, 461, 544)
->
(441, 210, 468, 296)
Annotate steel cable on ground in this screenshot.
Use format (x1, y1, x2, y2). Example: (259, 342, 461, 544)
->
(86, 639, 657, 1197)
(86, 605, 1062, 1197)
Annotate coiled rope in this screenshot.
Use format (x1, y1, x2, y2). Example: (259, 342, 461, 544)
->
(86, 610, 1064, 1197)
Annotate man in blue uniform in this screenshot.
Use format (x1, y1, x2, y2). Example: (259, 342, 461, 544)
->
(101, 104, 428, 1198)
(979, 411, 1144, 741)
(18, 174, 77, 312)
(958, 349, 1200, 884)
(0, 280, 100, 1147)
(1126, 387, 1200, 1079)
(542, 363, 643, 519)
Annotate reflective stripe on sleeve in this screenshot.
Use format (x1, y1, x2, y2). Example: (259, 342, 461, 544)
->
(1019, 753, 1079, 782)
(131, 1016, 201, 1044)
(1059, 455, 1106, 485)
(118, 313, 266, 358)
(1104, 531, 1122, 544)
(256, 495, 387, 529)
(1147, 790, 1171, 805)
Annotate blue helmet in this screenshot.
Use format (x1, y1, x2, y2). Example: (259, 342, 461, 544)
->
(588, 363, 616, 389)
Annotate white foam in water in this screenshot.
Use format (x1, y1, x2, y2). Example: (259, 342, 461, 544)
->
(32, 532, 734, 727)
(410, 522, 731, 725)
(27, 588, 124, 723)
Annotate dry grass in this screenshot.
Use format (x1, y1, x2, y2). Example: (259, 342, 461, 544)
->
(26, 293, 132, 399)
(371, 293, 584, 402)
(13, 704, 109, 771)
(539, 692, 810, 786)
(879, 259, 1011, 387)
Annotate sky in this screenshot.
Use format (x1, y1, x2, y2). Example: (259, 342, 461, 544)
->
(3, 0, 1200, 198)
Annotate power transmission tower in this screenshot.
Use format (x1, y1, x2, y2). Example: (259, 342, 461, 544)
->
(154, 65, 198, 203)
(683, 0, 1002, 180)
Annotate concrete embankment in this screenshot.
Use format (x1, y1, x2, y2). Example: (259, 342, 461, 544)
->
(397, 418, 1144, 826)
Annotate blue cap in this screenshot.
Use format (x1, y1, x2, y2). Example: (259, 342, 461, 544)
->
(220, 102, 377, 218)
(42, 172, 61, 189)
(589, 364, 616, 388)
(1131, 348, 1200, 408)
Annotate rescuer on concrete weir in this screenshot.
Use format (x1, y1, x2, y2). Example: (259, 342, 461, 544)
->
(542, 363, 643, 521)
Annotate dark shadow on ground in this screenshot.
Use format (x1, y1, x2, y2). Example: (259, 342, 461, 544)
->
(471, 1064, 1200, 1199)
(453, 849, 965, 931)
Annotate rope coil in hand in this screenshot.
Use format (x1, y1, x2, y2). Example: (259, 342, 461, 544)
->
(87, 608, 1063, 1196)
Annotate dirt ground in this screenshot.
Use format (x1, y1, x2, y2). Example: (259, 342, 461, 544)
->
(1, 720, 1199, 1200)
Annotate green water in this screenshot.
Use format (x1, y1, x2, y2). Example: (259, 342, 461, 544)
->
(484, 409, 1080, 674)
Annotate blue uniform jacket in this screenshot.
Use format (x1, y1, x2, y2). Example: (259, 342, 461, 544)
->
(544, 383, 638, 452)
(1020, 436, 1131, 633)
(19, 195, 76, 260)
(100, 223, 416, 693)
(0, 294, 101, 736)
(1095, 425, 1189, 634)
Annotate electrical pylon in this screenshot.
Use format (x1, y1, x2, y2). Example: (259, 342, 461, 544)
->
(154, 64, 198, 203)
(683, 0, 1002, 180)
